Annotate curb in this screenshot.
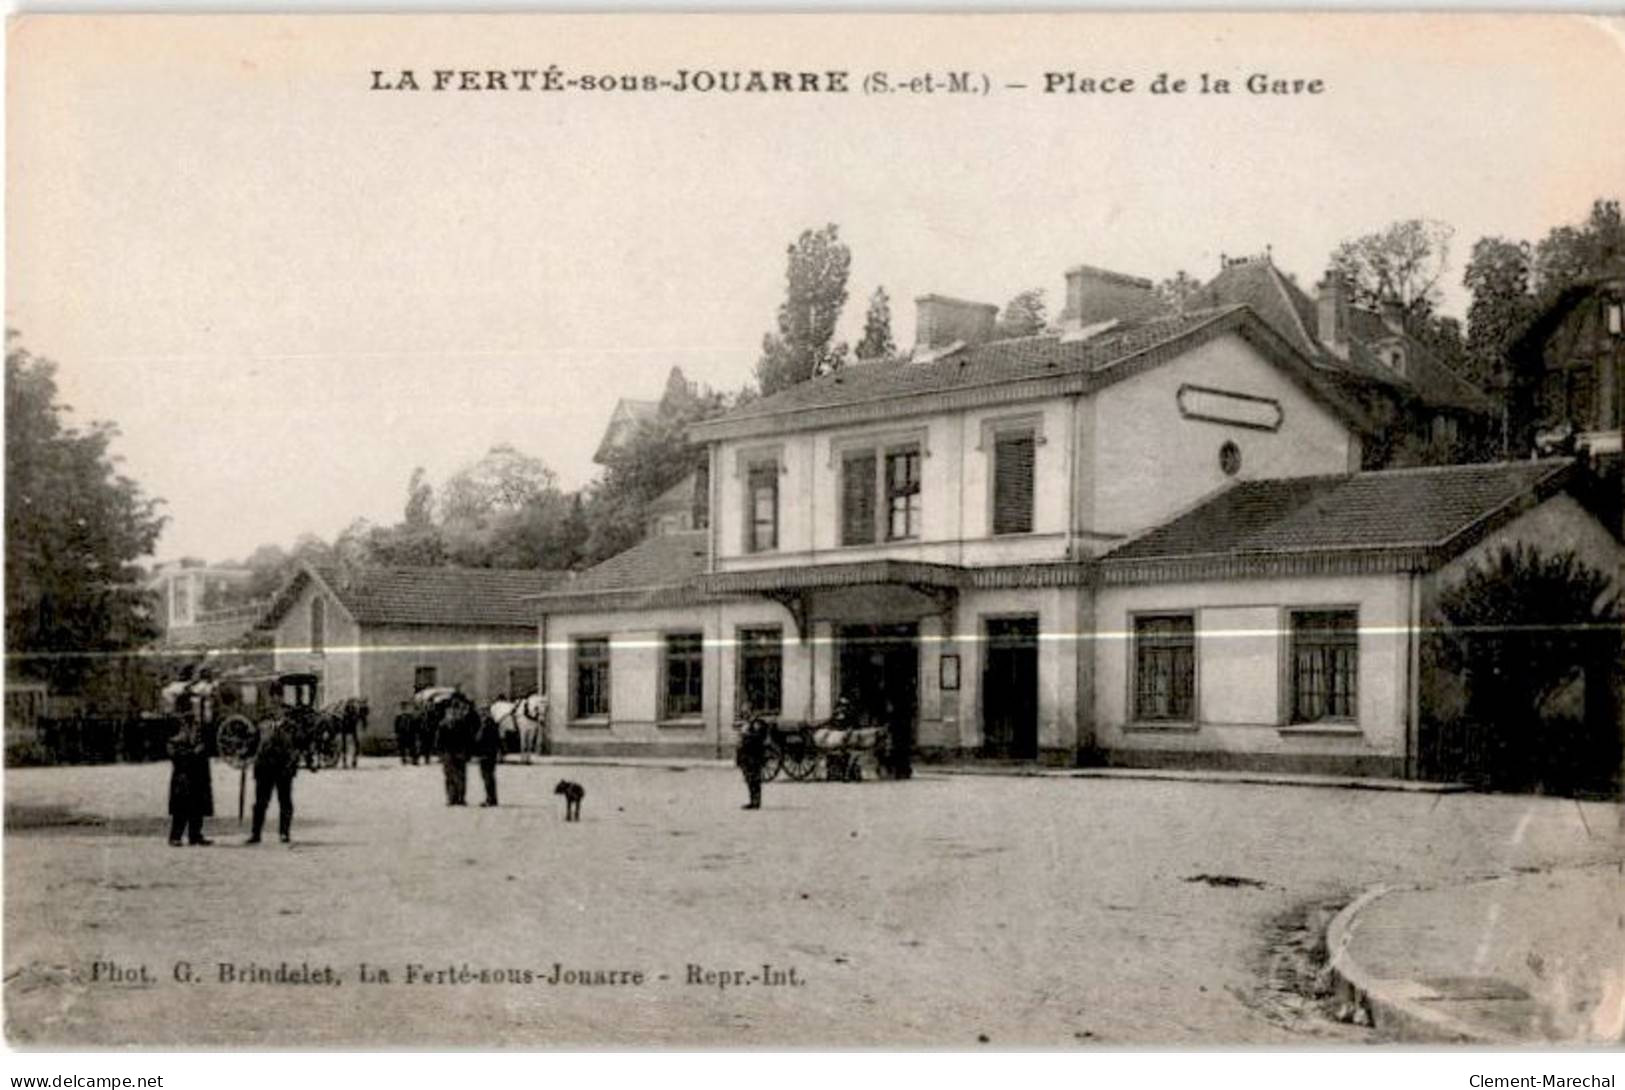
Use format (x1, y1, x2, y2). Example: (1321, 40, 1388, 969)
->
(1324, 884, 1517, 1045)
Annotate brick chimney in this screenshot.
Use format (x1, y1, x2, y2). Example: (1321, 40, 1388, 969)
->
(1058, 265, 1161, 330)
(913, 294, 998, 354)
(1316, 269, 1349, 360)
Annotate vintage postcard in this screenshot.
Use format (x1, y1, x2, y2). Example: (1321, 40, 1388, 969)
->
(5, 13, 1623, 1050)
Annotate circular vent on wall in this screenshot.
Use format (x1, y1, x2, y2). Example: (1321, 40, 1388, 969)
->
(1219, 441, 1242, 477)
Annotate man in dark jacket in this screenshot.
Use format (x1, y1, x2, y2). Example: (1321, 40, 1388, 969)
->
(436, 695, 475, 806)
(247, 714, 301, 844)
(394, 702, 420, 765)
(735, 718, 769, 811)
(475, 709, 501, 807)
(166, 719, 214, 846)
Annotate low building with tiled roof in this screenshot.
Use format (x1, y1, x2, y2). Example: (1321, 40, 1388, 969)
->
(255, 563, 563, 749)
(535, 259, 1621, 777)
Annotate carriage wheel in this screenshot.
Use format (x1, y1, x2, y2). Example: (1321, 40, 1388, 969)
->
(216, 714, 259, 770)
(781, 734, 821, 782)
(318, 728, 342, 769)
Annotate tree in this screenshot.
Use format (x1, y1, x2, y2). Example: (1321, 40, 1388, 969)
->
(1431, 544, 1621, 791)
(5, 333, 167, 691)
(854, 287, 896, 361)
(754, 224, 851, 395)
(1532, 198, 1624, 296)
(995, 288, 1047, 338)
(1329, 218, 1455, 320)
(439, 444, 558, 524)
(1463, 236, 1539, 392)
(404, 466, 435, 528)
(1154, 271, 1203, 315)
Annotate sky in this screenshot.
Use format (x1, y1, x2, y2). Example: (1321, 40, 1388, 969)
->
(9, 13, 1625, 563)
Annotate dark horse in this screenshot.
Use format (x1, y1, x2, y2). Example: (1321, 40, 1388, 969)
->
(322, 697, 369, 769)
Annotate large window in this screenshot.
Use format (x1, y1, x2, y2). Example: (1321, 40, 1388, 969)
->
(840, 442, 921, 545)
(738, 627, 783, 717)
(573, 638, 611, 718)
(992, 430, 1036, 535)
(664, 633, 704, 719)
(310, 596, 325, 653)
(1290, 610, 1358, 723)
(745, 459, 779, 553)
(413, 665, 438, 692)
(1133, 614, 1195, 722)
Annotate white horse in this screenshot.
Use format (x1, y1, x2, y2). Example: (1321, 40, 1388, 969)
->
(488, 692, 547, 763)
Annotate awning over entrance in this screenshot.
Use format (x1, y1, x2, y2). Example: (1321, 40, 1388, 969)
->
(696, 560, 964, 641)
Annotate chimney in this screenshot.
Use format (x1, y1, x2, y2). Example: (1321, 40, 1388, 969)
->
(1316, 269, 1349, 360)
(913, 294, 998, 355)
(1379, 297, 1407, 336)
(1059, 265, 1161, 330)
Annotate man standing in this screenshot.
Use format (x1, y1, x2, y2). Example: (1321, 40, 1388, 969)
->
(475, 708, 501, 807)
(436, 695, 474, 806)
(394, 701, 419, 765)
(247, 713, 300, 845)
(166, 717, 213, 846)
(735, 718, 769, 811)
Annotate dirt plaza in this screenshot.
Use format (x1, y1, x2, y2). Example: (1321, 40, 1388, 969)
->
(5, 759, 1620, 1047)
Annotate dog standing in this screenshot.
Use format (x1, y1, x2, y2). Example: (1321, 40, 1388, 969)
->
(554, 780, 584, 822)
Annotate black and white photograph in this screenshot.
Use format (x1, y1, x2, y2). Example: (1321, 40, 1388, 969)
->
(4, 12, 1623, 1057)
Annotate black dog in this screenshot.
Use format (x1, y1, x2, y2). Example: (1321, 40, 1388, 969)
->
(554, 780, 584, 822)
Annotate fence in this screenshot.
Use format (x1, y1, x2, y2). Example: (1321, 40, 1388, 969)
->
(6, 716, 177, 766)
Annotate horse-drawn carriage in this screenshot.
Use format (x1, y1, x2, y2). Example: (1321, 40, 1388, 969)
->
(744, 697, 900, 783)
(211, 671, 340, 772)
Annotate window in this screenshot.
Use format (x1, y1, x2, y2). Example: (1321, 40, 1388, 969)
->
(1218, 440, 1242, 477)
(745, 460, 778, 553)
(413, 665, 438, 692)
(1133, 614, 1195, 722)
(841, 442, 921, 545)
(992, 431, 1036, 535)
(1290, 610, 1358, 723)
(841, 451, 877, 545)
(738, 627, 783, 717)
(885, 448, 922, 541)
(663, 633, 704, 719)
(310, 596, 325, 654)
(573, 638, 611, 718)
(508, 665, 539, 698)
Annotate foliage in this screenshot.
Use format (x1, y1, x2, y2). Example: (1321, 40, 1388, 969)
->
(1154, 271, 1203, 315)
(1463, 236, 1539, 392)
(1531, 198, 1624, 296)
(854, 286, 896, 361)
(1329, 218, 1455, 320)
(582, 369, 727, 564)
(1431, 544, 1621, 791)
(5, 333, 167, 690)
(404, 467, 435, 528)
(438, 443, 558, 523)
(754, 224, 851, 395)
(995, 288, 1048, 338)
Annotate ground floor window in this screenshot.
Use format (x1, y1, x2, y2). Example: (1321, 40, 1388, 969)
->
(1134, 614, 1195, 722)
(413, 665, 438, 692)
(1290, 610, 1358, 723)
(664, 633, 704, 719)
(574, 638, 611, 718)
(738, 627, 783, 717)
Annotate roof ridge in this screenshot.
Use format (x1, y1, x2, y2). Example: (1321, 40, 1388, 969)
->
(1346, 457, 1573, 480)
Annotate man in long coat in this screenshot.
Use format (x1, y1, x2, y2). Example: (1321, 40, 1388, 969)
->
(735, 718, 769, 811)
(436, 695, 474, 806)
(247, 713, 301, 844)
(474, 709, 501, 807)
(167, 719, 214, 845)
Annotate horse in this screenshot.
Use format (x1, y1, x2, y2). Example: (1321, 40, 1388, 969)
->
(488, 693, 547, 763)
(321, 697, 368, 769)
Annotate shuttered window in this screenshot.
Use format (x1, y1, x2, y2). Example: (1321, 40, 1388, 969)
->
(841, 451, 877, 545)
(507, 665, 539, 698)
(310, 596, 326, 653)
(992, 432, 1035, 535)
(1134, 614, 1195, 722)
(414, 665, 438, 692)
(663, 633, 704, 719)
(1290, 611, 1358, 722)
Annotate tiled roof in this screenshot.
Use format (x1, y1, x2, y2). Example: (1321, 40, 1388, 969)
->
(1192, 259, 1492, 415)
(693, 305, 1376, 441)
(536, 531, 709, 600)
(261, 565, 564, 630)
(1105, 459, 1575, 563)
